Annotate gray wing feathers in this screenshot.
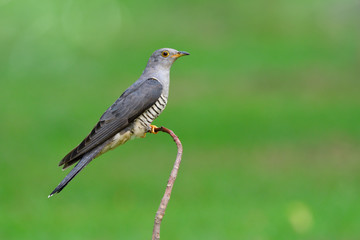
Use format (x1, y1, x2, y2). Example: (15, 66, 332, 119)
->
(59, 78, 163, 169)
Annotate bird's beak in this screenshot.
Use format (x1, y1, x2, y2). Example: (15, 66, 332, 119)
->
(171, 51, 190, 58)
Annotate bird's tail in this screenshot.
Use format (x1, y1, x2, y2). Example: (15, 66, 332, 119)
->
(48, 143, 105, 198)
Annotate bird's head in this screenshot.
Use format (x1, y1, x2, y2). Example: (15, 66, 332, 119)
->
(146, 48, 190, 70)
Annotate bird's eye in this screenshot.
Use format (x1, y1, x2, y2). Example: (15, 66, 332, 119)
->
(161, 50, 169, 57)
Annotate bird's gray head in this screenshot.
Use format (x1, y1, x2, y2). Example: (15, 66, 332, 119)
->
(145, 48, 190, 72)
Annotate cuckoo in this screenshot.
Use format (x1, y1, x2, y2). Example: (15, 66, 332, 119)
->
(49, 48, 189, 197)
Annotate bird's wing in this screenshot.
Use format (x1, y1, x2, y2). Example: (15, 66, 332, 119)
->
(59, 78, 163, 169)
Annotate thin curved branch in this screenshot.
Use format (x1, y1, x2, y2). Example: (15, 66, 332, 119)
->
(152, 126, 183, 240)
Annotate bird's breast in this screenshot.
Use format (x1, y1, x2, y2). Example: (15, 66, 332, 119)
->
(136, 94, 168, 129)
(96, 94, 168, 157)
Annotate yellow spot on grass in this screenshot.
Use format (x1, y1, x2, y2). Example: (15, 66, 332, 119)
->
(287, 201, 314, 234)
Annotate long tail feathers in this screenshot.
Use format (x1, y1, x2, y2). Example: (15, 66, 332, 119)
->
(48, 143, 105, 198)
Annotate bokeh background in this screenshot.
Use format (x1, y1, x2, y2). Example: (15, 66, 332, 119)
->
(1, 0, 359, 239)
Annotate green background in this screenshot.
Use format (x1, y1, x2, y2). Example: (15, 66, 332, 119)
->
(1, 0, 359, 239)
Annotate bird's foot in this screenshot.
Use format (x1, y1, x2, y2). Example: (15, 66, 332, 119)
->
(150, 125, 159, 134)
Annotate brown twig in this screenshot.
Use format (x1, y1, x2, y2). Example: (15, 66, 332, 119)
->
(151, 126, 183, 240)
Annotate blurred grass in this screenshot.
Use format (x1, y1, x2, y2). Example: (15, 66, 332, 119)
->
(1, 0, 360, 239)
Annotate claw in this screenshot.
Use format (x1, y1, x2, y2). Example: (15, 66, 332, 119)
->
(150, 125, 159, 134)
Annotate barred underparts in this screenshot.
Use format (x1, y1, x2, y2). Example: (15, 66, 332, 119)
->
(137, 94, 168, 127)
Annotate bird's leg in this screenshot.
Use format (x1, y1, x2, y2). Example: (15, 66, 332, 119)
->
(150, 124, 159, 134)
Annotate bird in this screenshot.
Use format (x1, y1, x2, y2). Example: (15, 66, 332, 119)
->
(49, 48, 189, 197)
